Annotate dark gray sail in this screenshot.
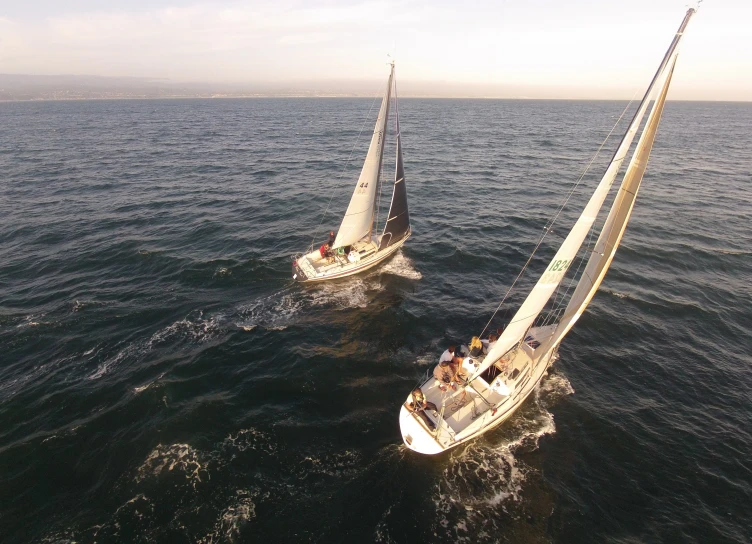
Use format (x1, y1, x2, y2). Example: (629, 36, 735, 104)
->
(379, 96, 410, 250)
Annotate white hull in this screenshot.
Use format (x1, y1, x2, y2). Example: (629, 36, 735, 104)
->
(399, 327, 557, 455)
(293, 232, 410, 283)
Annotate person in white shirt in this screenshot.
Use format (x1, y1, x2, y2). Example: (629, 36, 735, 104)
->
(439, 345, 456, 364)
(434, 345, 471, 390)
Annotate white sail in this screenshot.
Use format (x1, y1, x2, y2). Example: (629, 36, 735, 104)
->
(471, 9, 695, 380)
(473, 82, 659, 378)
(332, 66, 394, 249)
(534, 59, 678, 357)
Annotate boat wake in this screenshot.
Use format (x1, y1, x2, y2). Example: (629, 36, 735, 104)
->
(432, 372, 573, 542)
(89, 260, 413, 382)
(88, 311, 223, 380)
(372, 251, 422, 280)
(234, 276, 383, 330)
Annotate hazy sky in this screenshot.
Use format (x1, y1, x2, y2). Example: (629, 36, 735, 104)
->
(0, 0, 750, 100)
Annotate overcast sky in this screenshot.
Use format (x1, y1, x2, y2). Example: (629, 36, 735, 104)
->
(0, 0, 749, 100)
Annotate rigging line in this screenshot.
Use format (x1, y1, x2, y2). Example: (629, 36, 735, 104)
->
(542, 218, 598, 328)
(542, 66, 661, 329)
(308, 89, 383, 252)
(570, 57, 679, 306)
(375, 89, 389, 238)
(477, 90, 641, 339)
(543, 207, 601, 326)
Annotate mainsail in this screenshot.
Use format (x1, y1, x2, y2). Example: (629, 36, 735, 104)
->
(471, 8, 695, 380)
(380, 79, 410, 250)
(333, 66, 394, 249)
(534, 59, 678, 357)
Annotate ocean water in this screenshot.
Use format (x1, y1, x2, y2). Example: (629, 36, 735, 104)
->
(0, 97, 750, 543)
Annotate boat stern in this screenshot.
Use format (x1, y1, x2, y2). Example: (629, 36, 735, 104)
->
(399, 402, 445, 455)
(291, 255, 309, 282)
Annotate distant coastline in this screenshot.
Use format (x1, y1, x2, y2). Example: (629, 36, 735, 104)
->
(1, 74, 749, 102)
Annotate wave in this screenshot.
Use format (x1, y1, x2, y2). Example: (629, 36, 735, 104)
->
(212, 266, 231, 278)
(14, 313, 55, 329)
(42, 429, 280, 541)
(198, 490, 259, 544)
(605, 289, 631, 300)
(133, 371, 166, 394)
(221, 427, 278, 457)
(135, 443, 209, 488)
(89, 311, 222, 380)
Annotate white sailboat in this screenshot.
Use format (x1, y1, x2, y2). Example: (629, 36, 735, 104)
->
(399, 9, 696, 454)
(292, 62, 411, 283)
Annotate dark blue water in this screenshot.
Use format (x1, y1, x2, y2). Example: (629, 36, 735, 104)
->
(1, 98, 750, 543)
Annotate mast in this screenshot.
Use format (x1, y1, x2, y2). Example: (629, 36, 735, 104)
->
(332, 65, 395, 249)
(469, 9, 695, 381)
(369, 62, 394, 241)
(379, 64, 411, 250)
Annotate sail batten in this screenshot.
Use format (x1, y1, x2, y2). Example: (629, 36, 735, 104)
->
(333, 66, 394, 249)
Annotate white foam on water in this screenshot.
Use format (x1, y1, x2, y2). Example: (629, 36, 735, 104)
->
(88, 339, 146, 380)
(605, 289, 631, 300)
(135, 443, 209, 488)
(414, 354, 437, 366)
(432, 372, 573, 542)
(296, 449, 362, 479)
(221, 428, 278, 458)
(89, 311, 221, 379)
(17, 313, 52, 328)
(40, 530, 78, 543)
(133, 372, 166, 394)
(148, 311, 221, 346)
(307, 277, 375, 309)
(82, 345, 99, 356)
(374, 504, 397, 543)
(52, 494, 156, 542)
(536, 371, 575, 405)
(235, 278, 378, 330)
(235, 288, 302, 331)
(198, 490, 259, 544)
(109, 493, 153, 522)
(213, 266, 231, 278)
(373, 251, 422, 280)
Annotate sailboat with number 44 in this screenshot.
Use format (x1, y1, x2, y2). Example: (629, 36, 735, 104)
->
(399, 9, 696, 454)
(292, 62, 411, 283)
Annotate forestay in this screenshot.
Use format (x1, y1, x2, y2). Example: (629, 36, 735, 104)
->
(333, 66, 394, 249)
(471, 9, 695, 381)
